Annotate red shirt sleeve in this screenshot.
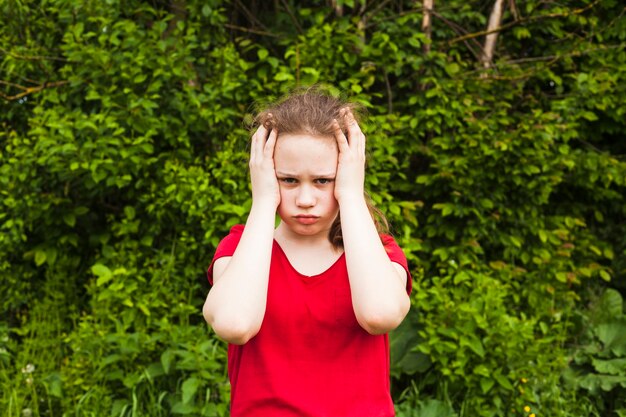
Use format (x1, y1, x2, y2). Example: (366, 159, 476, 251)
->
(381, 234, 412, 294)
(207, 224, 244, 285)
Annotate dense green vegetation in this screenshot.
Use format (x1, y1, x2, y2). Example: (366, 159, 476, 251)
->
(1, 0, 625, 416)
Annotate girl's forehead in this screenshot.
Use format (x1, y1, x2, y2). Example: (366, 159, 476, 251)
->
(274, 133, 338, 172)
(275, 133, 338, 152)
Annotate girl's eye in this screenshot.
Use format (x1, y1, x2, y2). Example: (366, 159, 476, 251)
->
(281, 178, 297, 184)
(316, 178, 334, 185)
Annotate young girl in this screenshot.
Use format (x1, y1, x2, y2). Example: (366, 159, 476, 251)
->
(204, 90, 411, 417)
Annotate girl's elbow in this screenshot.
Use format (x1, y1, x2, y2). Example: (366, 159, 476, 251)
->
(203, 304, 260, 345)
(215, 326, 258, 345)
(210, 315, 260, 345)
(357, 297, 410, 335)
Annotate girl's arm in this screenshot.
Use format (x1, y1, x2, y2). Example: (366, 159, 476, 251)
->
(333, 112, 410, 335)
(202, 125, 279, 345)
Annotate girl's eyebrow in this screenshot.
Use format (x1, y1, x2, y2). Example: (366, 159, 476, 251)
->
(276, 171, 336, 176)
(275, 171, 297, 177)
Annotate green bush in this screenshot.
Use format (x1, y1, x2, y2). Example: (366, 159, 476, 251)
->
(1, 1, 625, 416)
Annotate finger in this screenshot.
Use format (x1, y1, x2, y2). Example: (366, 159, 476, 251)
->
(264, 128, 278, 158)
(358, 133, 365, 158)
(344, 109, 363, 138)
(343, 110, 367, 157)
(252, 124, 269, 162)
(250, 133, 258, 162)
(332, 119, 350, 153)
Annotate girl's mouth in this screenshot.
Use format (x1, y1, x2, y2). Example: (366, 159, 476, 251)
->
(294, 215, 319, 225)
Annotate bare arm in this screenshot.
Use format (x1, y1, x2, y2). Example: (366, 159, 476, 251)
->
(333, 111, 410, 335)
(203, 126, 279, 344)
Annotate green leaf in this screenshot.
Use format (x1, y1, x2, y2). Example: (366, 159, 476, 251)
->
(45, 248, 58, 265)
(415, 399, 457, 417)
(494, 373, 513, 390)
(182, 377, 201, 403)
(257, 48, 269, 60)
(480, 377, 495, 394)
(599, 270, 611, 282)
(596, 321, 626, 356)
(137, 302, 150, 316)
(351, 84, 362, 94)
(480, 198, 494, 209)
(91, 263, 111, 278)
(453, 271, 470, 284)
(555, 272, 568, 283)
(473, 365, 490, 377)
(124, 206, 136, 220)
(510, 236, 522, 248)
(592, 358, 626, 375)
(460, 335, 485, 358)
(43, 372, 63, 398)
(600, 289, 624, 319)
(581, 111, 598, 121)
(274, 72, 294, 81)
(171, 402, 198, 414)
(161, 349, 174, 374)
(92, 263, 113, 286)
(35, 250, 47, 266)
(133, 73, 147, 83)
(445, 63, 460, 75)
(63, 213, 76, 227)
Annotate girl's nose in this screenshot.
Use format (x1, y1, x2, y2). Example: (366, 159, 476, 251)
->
(296, 185, 315, 207)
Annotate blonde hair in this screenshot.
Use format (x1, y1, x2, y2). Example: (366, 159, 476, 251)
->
(253, 87, 390, 247)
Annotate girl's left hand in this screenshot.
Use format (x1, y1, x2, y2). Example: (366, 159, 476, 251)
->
(333, 109, 366, 204)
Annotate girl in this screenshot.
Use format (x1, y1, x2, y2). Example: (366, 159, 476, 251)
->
(204, 89, 411, 417)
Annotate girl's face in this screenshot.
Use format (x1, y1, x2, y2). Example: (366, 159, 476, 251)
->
(274, 133, 339, 238)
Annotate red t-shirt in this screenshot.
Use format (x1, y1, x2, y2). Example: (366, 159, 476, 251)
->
(207, 225, 412, 417)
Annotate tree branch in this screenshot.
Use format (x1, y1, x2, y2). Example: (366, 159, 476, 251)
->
(0, 80, 68, 101)
(448, 0, 601, 45)
(463, 43, 626, 81)
(232, 0, 270, 33)
(279, 0, 303, 34)
(365, 9, 418, 29)
(508, 0, 520, 21)
(0, 46, 67, 62)
(364, 0, 393, 20)
(431, 11, 482, 61)
(223, 23, 281, 38)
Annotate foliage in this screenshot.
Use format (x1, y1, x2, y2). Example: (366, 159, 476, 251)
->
(563, 289, 626, 415)
(1, 0, 625, 416)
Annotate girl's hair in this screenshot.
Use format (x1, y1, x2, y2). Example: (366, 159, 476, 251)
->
(253, 86, 390, 248)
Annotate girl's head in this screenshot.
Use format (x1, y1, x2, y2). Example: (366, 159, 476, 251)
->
(254, 88, 361, 138)
(253, 88, 388, 247)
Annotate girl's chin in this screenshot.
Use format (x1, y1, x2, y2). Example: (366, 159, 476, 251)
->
(278, 220, 330, 237)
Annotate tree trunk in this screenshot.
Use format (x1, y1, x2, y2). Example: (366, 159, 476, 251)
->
(481, 0, 505, 69)
(422, 0, 433, 54)
(331, 0, 343, 17)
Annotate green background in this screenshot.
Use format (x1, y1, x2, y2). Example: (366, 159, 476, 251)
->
(1, 0, 625, 416)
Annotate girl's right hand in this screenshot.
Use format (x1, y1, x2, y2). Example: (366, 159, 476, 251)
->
(249, 124, 280, 209)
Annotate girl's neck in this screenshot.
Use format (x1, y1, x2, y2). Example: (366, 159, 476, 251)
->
(274, 222, 344, 276)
